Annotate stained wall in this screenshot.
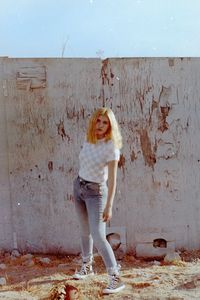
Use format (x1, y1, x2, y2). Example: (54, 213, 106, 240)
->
(0, 57, 200, 254)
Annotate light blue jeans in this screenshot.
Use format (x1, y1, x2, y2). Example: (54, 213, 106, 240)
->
(73, 176, 119, 275)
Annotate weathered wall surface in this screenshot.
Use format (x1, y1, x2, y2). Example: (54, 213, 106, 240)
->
(0, 57, 200, 254)
(0, 59, 13, 250)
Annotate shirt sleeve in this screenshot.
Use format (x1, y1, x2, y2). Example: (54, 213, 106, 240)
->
(106, 141, 120, 162)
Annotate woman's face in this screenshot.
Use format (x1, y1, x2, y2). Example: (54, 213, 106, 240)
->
(95, 114, 110, 139)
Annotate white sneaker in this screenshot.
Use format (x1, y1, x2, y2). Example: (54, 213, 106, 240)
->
(73, 263, 94, 280)
(103, 274, 125, 294)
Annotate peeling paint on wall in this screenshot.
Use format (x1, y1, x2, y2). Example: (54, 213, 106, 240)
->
(101, 58, 114, 86)
(130, 149, 137, 162)
(139, 129, 156, 168)
(16, 66, 46, 90)
(158, 106, 170, 132)
(100, 58, 115, 106)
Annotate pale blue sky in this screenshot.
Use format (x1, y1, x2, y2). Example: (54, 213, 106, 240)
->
(0, 0, 200, 58)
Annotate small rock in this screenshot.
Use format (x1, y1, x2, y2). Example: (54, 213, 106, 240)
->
(169, 266, 175, 269)
(39, 257, 51, 264)
(0, 277, 6, 286)
(153, 279, 161, 284)
(21, 254, 33, 260)
(164, 252, 181, 263)
(11, 249, 21, 257)
(153, 260, 161, 266)
(0, 263, 6, 270)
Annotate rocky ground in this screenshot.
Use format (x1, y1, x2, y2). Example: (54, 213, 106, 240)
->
(1, 249, 200, 299)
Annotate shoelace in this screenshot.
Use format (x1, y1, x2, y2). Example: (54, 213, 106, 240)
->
(77, 263, 90, 275)
(107, 275, 120, 289)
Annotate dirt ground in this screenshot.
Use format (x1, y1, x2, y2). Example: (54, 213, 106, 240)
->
(1, 250, 200, 299)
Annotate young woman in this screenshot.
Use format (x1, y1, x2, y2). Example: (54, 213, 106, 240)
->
(73, 107, 125, 294)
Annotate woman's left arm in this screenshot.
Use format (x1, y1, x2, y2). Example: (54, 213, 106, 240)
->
(102, 160, 118, 222)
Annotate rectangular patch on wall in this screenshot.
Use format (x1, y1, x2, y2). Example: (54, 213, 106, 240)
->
(16, 66, 46, 90)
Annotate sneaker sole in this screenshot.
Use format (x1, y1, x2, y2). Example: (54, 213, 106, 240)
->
(103, 284, 125, 294)
(73, 272, 94, 280)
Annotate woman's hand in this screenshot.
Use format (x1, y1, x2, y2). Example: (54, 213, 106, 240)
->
(102, 205, 112, 222)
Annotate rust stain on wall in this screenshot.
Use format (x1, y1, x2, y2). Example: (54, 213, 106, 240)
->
(118, 154, 126, 175)
(57, 121, 70, 141)
(58, 121, 66, 140)
(158, 106, 170, 133)
(151, 99, 159, 112)
(152, 175, 161, 190)
(130, 150, 137, 162)
(100, 58, 115, 106)
(168, 59, 174, 67)
(66, 194, 74, 202)
(59, 165, 64, 172)
(101, 58, 114, 86)
(48, 161, 53, 172)
(136, 91, 145, 113)
(139, 129, 156, 168)
(66, 106, 85, 120)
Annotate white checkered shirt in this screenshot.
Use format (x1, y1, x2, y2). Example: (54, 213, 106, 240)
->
(79, 139, 120, 183)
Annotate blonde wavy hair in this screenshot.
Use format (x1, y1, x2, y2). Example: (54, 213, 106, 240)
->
(86, 107, 122, 149)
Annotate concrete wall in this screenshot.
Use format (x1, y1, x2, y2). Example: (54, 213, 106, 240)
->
(0, 57, 200, 255)
(0, 59, 14, 250)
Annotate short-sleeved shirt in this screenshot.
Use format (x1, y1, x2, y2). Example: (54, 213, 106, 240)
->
(79, 139, 120, 183)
